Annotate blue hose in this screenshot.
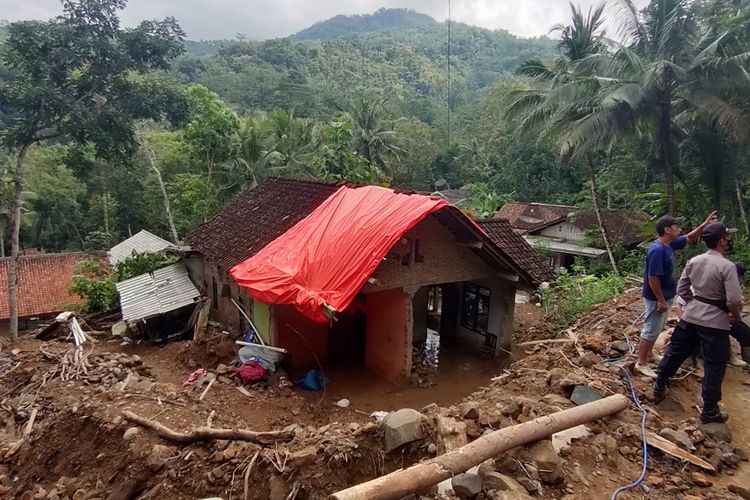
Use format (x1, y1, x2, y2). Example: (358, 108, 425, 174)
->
(604, 312, 650, 499)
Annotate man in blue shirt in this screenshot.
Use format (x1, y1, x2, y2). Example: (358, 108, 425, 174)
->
(636, 212, 717, 378)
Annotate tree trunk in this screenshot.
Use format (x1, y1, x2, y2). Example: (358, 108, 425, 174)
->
(102, 192, 110, 236)
(587, 155, 620, 275)
(204, 151, 214, 222)
(331, 395, 630, 500)
(659, 91, 675, 214)
(8, 143, 31, 340)
(736, 180, 749, 239)
(0, 220, 5, 258)
(146, 147, 180, 244)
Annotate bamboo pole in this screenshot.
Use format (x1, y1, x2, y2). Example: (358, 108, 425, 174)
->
(331, 394, 630, 500)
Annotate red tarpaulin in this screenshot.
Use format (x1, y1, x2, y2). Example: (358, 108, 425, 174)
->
(230, 185, 453, 322)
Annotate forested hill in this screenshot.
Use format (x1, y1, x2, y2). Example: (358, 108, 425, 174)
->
(178, 9, 555, 120)
(293, 8, 437, 40)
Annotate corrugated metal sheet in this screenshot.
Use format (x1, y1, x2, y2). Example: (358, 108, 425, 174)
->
(108, 230, 173, 265)
(116, 263, 200, 322)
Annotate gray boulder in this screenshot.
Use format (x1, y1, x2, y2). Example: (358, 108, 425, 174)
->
(452, 473, 482, 498)
(383, 409, 424, 452)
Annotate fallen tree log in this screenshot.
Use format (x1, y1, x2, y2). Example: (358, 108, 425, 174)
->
(331, 394, 629, 500)
(122, 411, 295, 445)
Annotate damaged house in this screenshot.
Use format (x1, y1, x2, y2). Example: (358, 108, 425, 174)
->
(0, 253, 89, 335)
(184, 178, 553, 382)
(496, 202, 649, 270)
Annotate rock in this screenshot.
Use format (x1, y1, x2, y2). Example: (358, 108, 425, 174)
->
(646, 475, 664, 488)
(56, 477, 78, 497)
(269, 475, 288, 500)
(569, 385, 601, 406)
(577, 352, 599, 368)
(540, 394, 571, 408)
(736, 448, 749, 461)
(546, 368, 566, 385)
(428, 443, 437, 454)
(723, 452, 741, 468)
(216, 363, 228, 375)
(123, 427, 140, 441)
(291, 446, 317, 467)
(291, 408, 301, 416)
(526, 439, 563, 483)
(659, 428, 695, 451)
(683, 496, 702, 500)
(516, 477, 540, 494)
(656, 396, 684, 412)
(383, 409, 424, 452)
(111, 321, 128, 337)
(211, 451, 225, 462)
(218, 376, 233, 385)
(701, 422, 732, 443)
(422, 403, 439, 414)
(500, 401, 521, 419)
(209, 466, 225, 482)
(610, 341, 629, 354)
(551, 425, 591, 454)
(479, 412, 502, 427)
(483, 472, 526, 493)
(147, 444, 174, 471)
(690, 472, 712, 487)
(490, 491, 533, 500)
(451, 473, 482, 498)
(222, 447, 241, 460)
(461, 402, 481, 420)
(557, 374, 587, 390)
(729, 484, 750, 499)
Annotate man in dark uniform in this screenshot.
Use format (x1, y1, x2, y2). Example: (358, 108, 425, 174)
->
(652, 222, 742, 423)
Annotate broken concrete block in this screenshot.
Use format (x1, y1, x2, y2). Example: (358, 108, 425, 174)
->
(461, 402, 481, 420)
(569, 385, 601, 406)
(701, 422, 732, 443)
(383, 409, 424, 452)
(111, 321, 128, 337)
(451, 473, 482, 498)
(659, 428, 695, 451)
(526, 439, 563, 483)
(500, 401, 521, 419)
(551, 425, 591, 454)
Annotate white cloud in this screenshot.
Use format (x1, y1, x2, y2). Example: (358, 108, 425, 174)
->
(1, 0, 646, 40)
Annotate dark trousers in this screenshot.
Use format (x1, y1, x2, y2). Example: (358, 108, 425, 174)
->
(656, 320, 730, 408)
(730, 320, 750, 346)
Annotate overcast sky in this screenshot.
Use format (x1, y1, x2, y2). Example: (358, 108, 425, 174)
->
(0, 1, 645, 40)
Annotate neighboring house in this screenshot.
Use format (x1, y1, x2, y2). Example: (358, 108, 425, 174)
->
(496, 202, 649, 270)
(0, 253, 88, 335)
(108, 230, 173, 265)
(185, 177, 551, 382)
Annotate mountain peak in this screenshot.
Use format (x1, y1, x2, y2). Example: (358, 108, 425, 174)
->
(293, 8, 437, 41)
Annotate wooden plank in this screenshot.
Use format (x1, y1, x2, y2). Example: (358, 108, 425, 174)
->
(645, 430, 715, 472)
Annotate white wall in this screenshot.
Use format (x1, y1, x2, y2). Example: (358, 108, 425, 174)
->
(539, 221, 584, 242)
(454, 277, 516, 355)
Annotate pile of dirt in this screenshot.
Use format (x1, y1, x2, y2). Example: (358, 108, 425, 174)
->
(1, 289, 749, 499)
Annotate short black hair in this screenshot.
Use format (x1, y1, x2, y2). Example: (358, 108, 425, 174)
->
(703, 234, 721, 249)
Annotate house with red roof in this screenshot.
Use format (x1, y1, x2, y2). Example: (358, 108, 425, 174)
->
(0, 253, 88, 336)
(185, 177, 553, 382)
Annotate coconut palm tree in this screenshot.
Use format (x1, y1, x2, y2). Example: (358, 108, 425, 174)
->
(561, 0, 750, 213)
(351, 98, 404, 177)
(264, 110, 319, 175)
(507, 3, 622, 273)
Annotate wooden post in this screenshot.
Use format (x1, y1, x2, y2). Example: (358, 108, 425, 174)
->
(330, 394, 630, 500)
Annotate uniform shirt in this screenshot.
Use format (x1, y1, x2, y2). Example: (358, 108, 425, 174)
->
(642, 236, 687, 301)
(677, 249, 743, 331)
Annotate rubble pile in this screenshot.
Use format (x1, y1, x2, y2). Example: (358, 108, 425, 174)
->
(0, 288, 749, 499)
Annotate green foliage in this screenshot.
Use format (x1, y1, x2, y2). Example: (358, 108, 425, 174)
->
(69, 259, 118, 313)
(114, 251, 178, 281)
(463, 183, 512, 219)
(313, 116, 377, 183)
(542, 267, 626, 329)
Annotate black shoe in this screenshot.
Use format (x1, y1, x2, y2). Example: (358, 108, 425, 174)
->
(700, 408, 729, 423)
(651, 381, 668, 403)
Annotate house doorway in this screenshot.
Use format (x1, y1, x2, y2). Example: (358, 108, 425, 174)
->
(327, 294, 367, 367)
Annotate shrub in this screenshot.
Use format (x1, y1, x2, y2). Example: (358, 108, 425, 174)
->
(69, 259, 118, 313)
(543, 266, 626, 329)
(114, 252, 178, 281)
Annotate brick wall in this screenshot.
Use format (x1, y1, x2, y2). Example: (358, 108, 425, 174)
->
(365, 215, 492, 293)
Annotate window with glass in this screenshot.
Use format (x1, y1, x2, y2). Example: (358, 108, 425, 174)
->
(461, 284, 490, 334)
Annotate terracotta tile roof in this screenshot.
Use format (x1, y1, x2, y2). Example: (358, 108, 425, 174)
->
(495, 202, 577, 234)
(0, 253, 88, 320)
(477, 219, 556, 284)
(185, 177, 345, 270)
(570, 209, 650, 247)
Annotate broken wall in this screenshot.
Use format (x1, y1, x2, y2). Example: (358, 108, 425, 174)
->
(365, 216, 492, 292)
(365, 288, 412, 382)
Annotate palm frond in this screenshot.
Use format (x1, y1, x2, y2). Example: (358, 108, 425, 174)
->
(515, 59, 557, 80)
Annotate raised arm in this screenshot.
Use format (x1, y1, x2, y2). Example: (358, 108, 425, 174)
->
(686, 211, 718, 244)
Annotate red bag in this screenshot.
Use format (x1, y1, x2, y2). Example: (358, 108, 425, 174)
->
(236, 360, 268, 384)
